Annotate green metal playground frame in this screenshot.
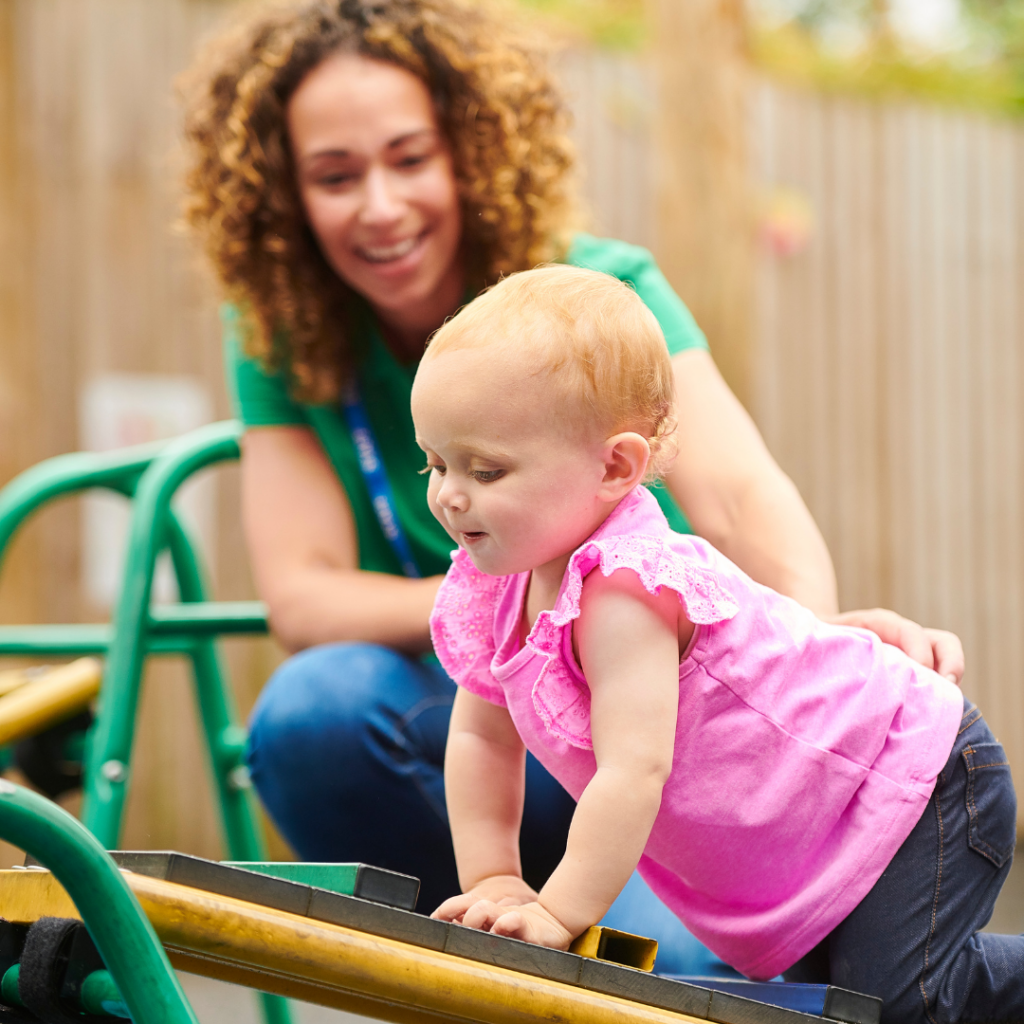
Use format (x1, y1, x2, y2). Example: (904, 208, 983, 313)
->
(0, 420, 290, 1023)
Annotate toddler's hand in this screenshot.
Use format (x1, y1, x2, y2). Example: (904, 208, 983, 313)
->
(487, 901, 574, 950)
(431, 875, 538, 923)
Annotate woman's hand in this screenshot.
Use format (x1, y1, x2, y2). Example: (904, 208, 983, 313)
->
(432, 875, 538, 923)
(825, 609, 965, 685)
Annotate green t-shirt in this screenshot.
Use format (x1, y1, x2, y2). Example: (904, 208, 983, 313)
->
(224, 233, 709, 577)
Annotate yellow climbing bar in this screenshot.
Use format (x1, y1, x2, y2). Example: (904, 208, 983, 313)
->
(0, 658, 102, 747)
(0, 869, 703, 1024)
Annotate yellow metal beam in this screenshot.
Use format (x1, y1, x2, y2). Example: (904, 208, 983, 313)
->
(0, 658, 101, 746)
(0, 870, 704, 1024)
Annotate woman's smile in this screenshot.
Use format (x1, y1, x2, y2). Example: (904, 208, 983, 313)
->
(355, 231, 425, 265)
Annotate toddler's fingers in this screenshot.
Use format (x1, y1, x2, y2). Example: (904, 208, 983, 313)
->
(490, 910, 527, 940)
(431, 893, 476, 922)
(462, 899, 504, 932)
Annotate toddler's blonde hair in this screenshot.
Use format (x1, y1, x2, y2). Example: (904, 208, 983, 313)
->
(426, 265, 678, 479)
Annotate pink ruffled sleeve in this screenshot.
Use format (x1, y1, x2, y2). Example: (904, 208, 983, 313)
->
(429, 549, 507, 707)
(527, 535, 740, 750)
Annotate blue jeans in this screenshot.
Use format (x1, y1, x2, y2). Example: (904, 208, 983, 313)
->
(247, 641, 734, 975)
(784, 699, 1023, 1023)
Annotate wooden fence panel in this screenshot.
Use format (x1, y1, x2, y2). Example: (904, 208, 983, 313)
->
(752, 86, 1024, 808)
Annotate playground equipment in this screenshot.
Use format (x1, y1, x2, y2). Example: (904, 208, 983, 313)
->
(0, 422, 285, 1023)
(0, 427, 885, 1024)
(0, 782, 881, 1024)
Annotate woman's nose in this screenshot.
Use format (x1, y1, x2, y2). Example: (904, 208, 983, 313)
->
(359, 165, 404, 226)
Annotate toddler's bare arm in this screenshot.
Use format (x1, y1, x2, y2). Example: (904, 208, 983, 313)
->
(488, 569, 685, 948)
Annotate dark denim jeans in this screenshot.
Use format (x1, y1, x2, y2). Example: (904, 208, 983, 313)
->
(785, 699, 1023, 1023)
(246, 641, 734, 975)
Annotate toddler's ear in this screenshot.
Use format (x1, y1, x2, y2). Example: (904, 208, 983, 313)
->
(598, 432, 649, 499)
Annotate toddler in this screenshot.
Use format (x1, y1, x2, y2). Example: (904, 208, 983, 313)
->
(411, 265, 1021, 1023)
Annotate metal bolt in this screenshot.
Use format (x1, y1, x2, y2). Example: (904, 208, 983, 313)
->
(101, 760, 127, 783)
(228, 765, 252, 791)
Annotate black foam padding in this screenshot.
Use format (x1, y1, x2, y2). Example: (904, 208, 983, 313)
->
(352, 865, 420, 911)
(443, 924, 582, 984)
(580, 958, 713, 1018)
(307, 889, 449, 951)
(110, 853, 312, 917)
(710, 989, 824, 1024)
(822, 986, 882, 1024)
(58, 927, 105, 1005)
(18, 918, 112, 1024)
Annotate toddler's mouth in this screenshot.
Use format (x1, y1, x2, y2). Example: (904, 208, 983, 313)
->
(460, 531, 486, 544)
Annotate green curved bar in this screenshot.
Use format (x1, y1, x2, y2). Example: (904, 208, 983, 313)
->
(0, 779, 198, 1024)
(0, 440, 168, 572)
(82, 421, 246, 844)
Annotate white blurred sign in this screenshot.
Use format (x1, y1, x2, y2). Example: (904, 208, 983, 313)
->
(79, 373, 215, 609)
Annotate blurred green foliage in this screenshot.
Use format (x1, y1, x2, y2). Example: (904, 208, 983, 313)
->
(751, 0, 1024, 114)
(961, 0, 1024, 101)
(752, 21, 1022, 113)
(512, 0, 1024, 115)
(511, 0, 647, 50)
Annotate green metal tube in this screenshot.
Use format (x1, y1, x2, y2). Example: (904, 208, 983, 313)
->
(163, 519, 294, 1024)
(1, 964, 22, 1006)
(82, 421, 244, 847)
(0, 603, 268, 657)
(0, 780, 198, 1024)
(80, 969, 130, 1018)
(0, 441, 165, 576)
(164, 516, 265, 861)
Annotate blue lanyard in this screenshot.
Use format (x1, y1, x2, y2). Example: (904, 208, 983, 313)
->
(340, 380, 421, 579)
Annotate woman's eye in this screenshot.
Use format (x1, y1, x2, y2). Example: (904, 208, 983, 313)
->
(317, 171, 358, 188)
(472, 469, 504, 483)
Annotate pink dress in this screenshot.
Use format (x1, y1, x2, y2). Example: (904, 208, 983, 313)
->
(429, 486, 964, 979)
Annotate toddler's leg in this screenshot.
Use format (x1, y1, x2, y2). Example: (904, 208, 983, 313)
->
(789, 701, 1023, 1023)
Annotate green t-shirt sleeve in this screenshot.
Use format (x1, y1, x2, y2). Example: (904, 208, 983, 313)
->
(567, 234, 709, 356)
(222, 305, 306, 427)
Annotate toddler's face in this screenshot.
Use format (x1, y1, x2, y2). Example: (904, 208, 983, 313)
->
(412, 344, 611, 578)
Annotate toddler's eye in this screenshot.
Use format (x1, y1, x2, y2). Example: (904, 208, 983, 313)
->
(418, 463, 445, 476)
(472, 469, 504, 483)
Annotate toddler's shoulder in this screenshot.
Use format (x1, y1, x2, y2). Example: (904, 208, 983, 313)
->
(554, 530, 741, 633)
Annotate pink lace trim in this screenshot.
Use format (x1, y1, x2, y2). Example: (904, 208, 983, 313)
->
(429, 550, 507, 707)
(527, 536, 740, 750)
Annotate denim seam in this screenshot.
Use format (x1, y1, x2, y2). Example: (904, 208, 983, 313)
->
(920, 792, 944, 1024)
(963, 745, 1013, 866)
(958, 707, 982, 736)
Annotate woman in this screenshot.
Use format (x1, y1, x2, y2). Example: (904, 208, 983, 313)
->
(180, 0, 963, 971)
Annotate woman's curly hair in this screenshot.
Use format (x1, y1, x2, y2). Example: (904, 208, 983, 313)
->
(180, 0, 579, 401)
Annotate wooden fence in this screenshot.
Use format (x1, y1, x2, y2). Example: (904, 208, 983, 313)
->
(750, 88, 1024, 795)
(563, 54, 1024, 805)
(2, 6, 1023, 862)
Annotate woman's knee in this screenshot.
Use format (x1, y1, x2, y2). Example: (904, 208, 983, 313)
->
(247, 642, 433, 766)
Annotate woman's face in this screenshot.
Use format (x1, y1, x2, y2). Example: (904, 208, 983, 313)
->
(287, 54, 464, 341)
